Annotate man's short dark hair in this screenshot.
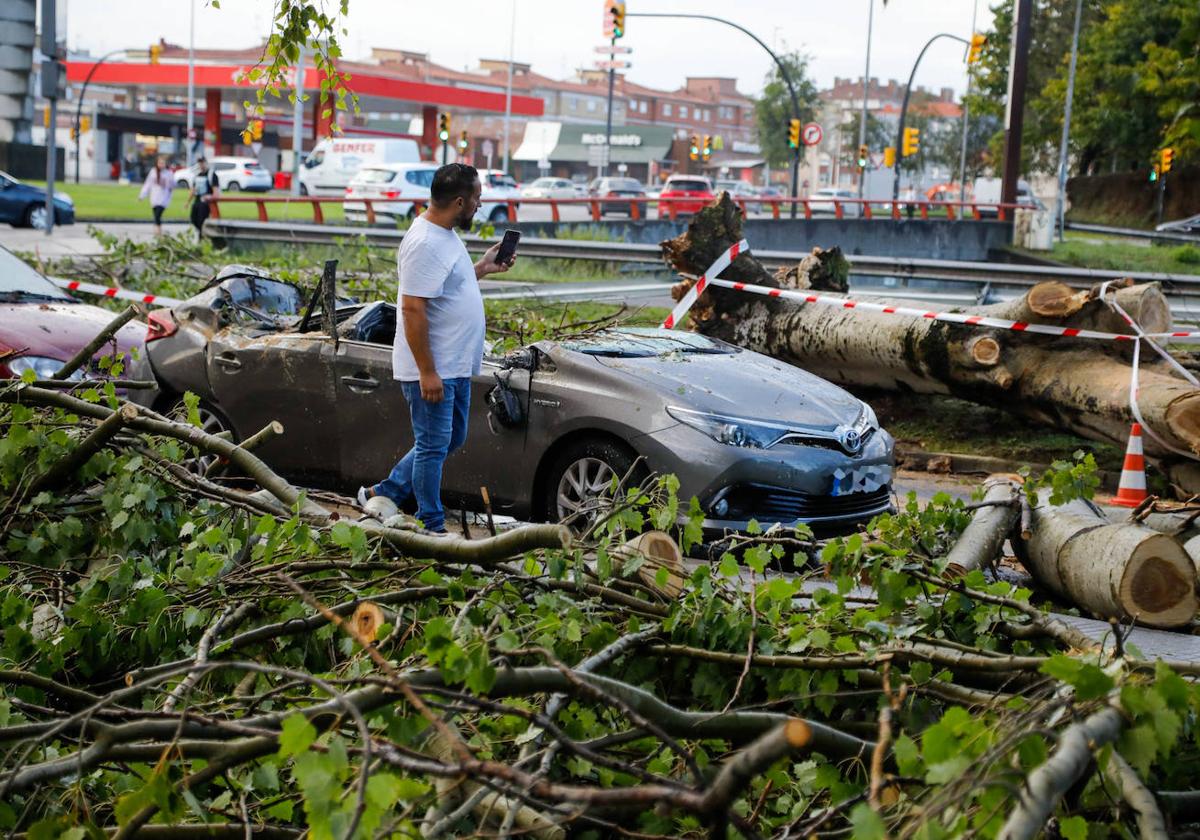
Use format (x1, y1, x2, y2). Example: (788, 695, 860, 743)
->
(430, 163, 478, 206)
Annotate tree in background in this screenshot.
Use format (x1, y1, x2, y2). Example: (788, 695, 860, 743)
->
(752, 51, 821, 170)
(837, 112, 891, 172)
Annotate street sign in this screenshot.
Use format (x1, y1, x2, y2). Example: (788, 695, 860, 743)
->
(595, 45, 633, 53)
(801, 122, 823, 146)
(482, 139, 495, 157)
(593, 60, 631, 70)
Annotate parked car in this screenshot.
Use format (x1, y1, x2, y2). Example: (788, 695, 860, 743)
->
(520, 177, 578, 199)
(0, 171, 75, 229)
(343, 162, 438, 223)
(1156, 214, 1200, 236)
(0, 245, 151, 399)
(344, 164, 522, 225)
(658, 175, 715, 216)
(144, 270, 894, 535)
(587, 176, 646, 216)
(175, 157, 273, 192)
(715, 179, 761, 214)
(807, 188, 862, 218)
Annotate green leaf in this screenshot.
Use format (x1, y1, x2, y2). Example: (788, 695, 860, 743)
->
(848, 803, 887, 840)
(1059, 816, 1088, 840)
(278, 713, 317, 758)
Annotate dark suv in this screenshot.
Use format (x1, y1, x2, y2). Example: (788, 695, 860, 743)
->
(587, 177, 646, 217)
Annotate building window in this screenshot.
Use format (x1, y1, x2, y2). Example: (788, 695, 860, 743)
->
(587, 99, 597, 112)
(663, 103, 672, 116)
(566, 96, 577, 110)
(640, 101, 648, 113)
(679, 105, 688, 119)
(703, 109, 711, 121)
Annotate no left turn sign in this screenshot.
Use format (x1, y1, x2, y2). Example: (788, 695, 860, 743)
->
(802, 122, 823, 146)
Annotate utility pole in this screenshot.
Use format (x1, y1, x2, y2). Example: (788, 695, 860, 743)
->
(1000, 0, 1033, 206)
(856, 0, 874, 200)
(603, 33, 615, 177)
(501, 0, 515, 173)
(291, 45, 306, 196)
(186, 0, 196, 166)
(957, 0, 980, 203)
(41, 0, 58, 235)
(1053, 0, 1083, 241)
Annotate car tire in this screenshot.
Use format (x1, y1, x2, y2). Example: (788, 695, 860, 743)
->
(488, 206, 508, 224)
(176, 179, 188, 189)
(24, 204, 49, 230)
(227, 182, 241, 192)
(543, 437, 646, 530)
(167, 398, 236, 474)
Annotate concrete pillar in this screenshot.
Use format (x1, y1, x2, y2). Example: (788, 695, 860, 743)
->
(204, 88, 221, 155)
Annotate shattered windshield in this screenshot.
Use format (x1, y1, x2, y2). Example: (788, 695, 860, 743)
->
(218, 276, 305, 327)
(562, 327, 735, 357)
(0, 246, 74, 301)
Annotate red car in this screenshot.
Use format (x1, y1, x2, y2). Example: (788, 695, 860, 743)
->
(658, 175, 716, 217)
(0, 245, 151, 396)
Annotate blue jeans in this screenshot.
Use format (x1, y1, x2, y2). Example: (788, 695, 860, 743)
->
(372, 377, 470, 532)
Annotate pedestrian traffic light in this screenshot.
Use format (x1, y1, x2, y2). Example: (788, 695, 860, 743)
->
(688, 135, 699, 161)
(149, 43, 162, 65)
(883, 146, 896, 168)
(437, 113, 450, 143)
(787, 119, 801, 149)
(857, 144, 869, 169)
(902, 126, 920, 157)
(1161, 147, 1174, 174)
(701, 135, 712, 161)
(458, 130, 469, 152)
(967, 33, 986, 64)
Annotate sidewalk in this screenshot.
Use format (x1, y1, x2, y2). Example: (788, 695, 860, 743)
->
(0, 222, 191, 258)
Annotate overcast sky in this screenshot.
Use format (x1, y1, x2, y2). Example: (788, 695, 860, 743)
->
(63, 0, 994, 102)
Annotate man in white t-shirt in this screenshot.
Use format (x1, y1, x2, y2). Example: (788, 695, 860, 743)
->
(358, 163, 514, 533)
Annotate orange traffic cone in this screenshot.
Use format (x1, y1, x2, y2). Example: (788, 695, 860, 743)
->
(1109, 423, 1148, 508)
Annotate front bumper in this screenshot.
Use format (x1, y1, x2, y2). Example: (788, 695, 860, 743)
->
(636, 421, 895, 534)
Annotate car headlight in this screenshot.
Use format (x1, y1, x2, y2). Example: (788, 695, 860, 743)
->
(855, 402, 878, 435)
(666, 406, 787, 449)
(6, 355, 85, 381)
(53, 191, 74, 206)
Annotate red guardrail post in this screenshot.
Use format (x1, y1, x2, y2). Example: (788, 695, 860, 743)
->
(834, 201, 844, 220)
(255, 200, 268, 222)
(802, 200, 812, 220)
(998, 205, 1008, 222)
(946, 203, 956, 221)
(971, 204, 981, 221)
(630, 198, 640, 221)
(862, 201, 873, 220)
(667, 200, 678, 222)
(207, 196, 220, 219)
(311, 199, 324, 225)
(891, 201, 901, 221)
(736, 199, 747, 216)
(506, 200, 516, 223)
(549, 200, 560, 223)
(589, 199, 601, 222)
(771, 201, 780, 220)
(364, 200, 376, 226)
(919, 202, 929, 221)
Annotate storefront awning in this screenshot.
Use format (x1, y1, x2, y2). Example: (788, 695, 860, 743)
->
(512, 121, 563, 162)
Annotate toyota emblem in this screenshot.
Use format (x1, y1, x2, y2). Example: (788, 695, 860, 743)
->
(839, 427, 862, 454)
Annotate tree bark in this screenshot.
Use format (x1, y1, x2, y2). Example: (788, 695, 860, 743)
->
(945, 476, 1022, 577)
(1015, 491, 1197, 628)
(661, 195, 1200, 490)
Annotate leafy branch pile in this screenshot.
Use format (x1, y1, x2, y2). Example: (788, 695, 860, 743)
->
(2, 379, 1200, 839)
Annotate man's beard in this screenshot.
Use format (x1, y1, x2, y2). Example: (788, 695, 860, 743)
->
(456, 208, 474, 231)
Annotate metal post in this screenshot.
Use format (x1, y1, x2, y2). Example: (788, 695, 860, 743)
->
(856, 0, 874, 200)
(501, 0, 515, 173)
(291, 45, 306, 196)
(603, 35, 616, 177)
(1000, 0, 1033, 206)
(186, 0, 196, 166)
(892, 33, 968, 203)
(958, 0, 980, 203)
(1156, 172, 1166, 229)
(42, 0, 57, 235)
(1054, 0, 1083, 241)
(73, 49, 124, 185)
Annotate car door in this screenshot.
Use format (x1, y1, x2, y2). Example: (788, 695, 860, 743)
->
(205, 330, 341, 487)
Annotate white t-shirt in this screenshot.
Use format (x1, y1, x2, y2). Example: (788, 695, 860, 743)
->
(392, 215, 485, 381)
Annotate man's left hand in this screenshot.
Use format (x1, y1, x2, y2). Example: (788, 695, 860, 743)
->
(476, 242, 516, 278)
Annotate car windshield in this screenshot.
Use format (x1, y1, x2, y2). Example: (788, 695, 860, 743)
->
(562, 327, 734, 357)
(530, 178, 554, 187)
(356, 168, 397, 184)
(607, 179, 641, 191)
(487, 174, 517, 188)
(666, 180, 709, 192)
(0, 247, 74, 302)
(405, 169, 436, 187)
(219, 275, 305, 325)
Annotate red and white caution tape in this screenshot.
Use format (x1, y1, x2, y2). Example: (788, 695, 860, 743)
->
(661, 239, 749, 329)
(50, 276, 181, 308)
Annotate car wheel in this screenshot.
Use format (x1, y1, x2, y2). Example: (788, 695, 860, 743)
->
(168, 398, 235, 474)
(227, 182, 241, 192)
(544, 438, 645, 530)
(176, 179, 188, 189)
(24, 204, 49, 230)
(488, 206, 508, 223)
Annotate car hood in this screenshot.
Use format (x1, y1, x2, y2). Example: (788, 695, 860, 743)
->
(593, 348, 865, 430)
(0, 302, 146, 361)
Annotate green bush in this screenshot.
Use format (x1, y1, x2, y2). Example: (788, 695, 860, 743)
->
(1173, 244, 1200, 265)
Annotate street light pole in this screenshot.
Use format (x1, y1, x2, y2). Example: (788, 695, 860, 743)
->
(627, 12, 805, 218)
(501, 0, 515, 173)
(856, 0, 874, 201)
(957, 0, 979, 202)
(891, 32, 969, 204)
(186, 0, 195, 166)
(291, 45, 306, 197)
(1054, 0, 1083, 241)
(73, 49, 126, 184)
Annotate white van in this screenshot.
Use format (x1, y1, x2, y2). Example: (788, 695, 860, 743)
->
(299, 137, 421, 196)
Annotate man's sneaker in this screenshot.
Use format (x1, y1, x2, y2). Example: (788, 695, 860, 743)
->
(356, 486, 373, 508)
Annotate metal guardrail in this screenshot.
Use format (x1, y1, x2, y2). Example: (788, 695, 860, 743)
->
(1065, 221, 1199, 245)
(204, 217, 1200, 291)
(205, 193, 1036, 224)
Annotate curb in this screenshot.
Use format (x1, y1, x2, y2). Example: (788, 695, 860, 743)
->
(895, 445, 1120, 491)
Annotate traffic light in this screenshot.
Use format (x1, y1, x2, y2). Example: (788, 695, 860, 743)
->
(787, 118, 801, 149)
(902, 126, 920, 157)
(688, 134, 699, 161)
(857, 144, 868, 169)
(883, 146, 896, 168)
(149, 43, 162, 65)
(612, 1, 626, 39)
(1161, 147, 1174, 174)
(80, 116, 91, 133)
(1150, 164, 1160, 182)
(437, 113, 450, 143)
(701, 135, 712, 160)
(458, 130, 469, 152)
(967, 33, 986, 64)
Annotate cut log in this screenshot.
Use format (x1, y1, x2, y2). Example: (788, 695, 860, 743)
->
(945, 476, 1022, 578)
(661, 195, 1200, 492)
(606, 530, 686, 599)
(1014, 491, 1197, 628)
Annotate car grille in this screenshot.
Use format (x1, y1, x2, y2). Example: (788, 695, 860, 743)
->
(727, 485, 892, 523)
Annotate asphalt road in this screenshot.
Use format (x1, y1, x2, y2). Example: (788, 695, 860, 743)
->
(0, 221, 192, 257)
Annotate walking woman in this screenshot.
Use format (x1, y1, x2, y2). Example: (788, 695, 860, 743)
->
(138, 156, 174, 235)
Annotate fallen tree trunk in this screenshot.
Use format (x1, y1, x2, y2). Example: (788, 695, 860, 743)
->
(1014, 491, 1197, 628)
(944, 475, 1022, 577)
(662, 195, 1200, 492)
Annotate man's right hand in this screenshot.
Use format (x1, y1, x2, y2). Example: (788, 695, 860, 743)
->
(419, 370, 444, 403)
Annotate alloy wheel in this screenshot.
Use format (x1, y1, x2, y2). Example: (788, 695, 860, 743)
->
(555, 456, 618, 524)
(27, 205, 49, 230)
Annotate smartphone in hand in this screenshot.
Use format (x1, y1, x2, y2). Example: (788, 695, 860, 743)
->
(495, 229, 521, 266)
